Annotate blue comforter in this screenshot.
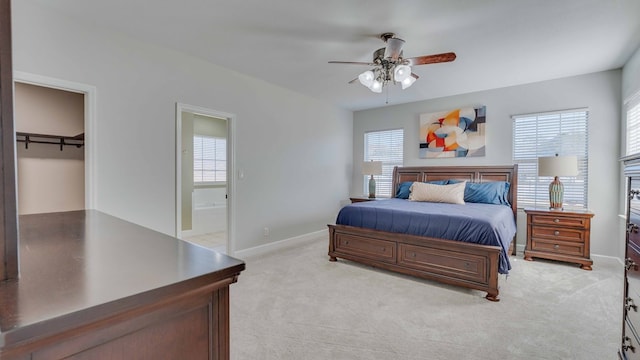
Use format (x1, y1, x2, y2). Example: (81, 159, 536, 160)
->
(336, 198, 516, 274)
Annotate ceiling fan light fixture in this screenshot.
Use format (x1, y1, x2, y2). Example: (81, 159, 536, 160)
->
(393, 65, 411, 82)
(358, 70, 375, 87)
(370, 79, 383, 93)
(400, 74, 417, 90)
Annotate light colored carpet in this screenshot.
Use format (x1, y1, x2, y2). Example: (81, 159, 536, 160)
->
(230, 236, 623, 360)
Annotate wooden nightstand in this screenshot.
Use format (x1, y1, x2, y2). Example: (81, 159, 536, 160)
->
(349, 196, 388, 203)
(524, 208, 594, 270)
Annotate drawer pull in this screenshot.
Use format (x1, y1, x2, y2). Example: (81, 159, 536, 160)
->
(553, 218, 560, 223)
(630, 189, 640, 200)
(412, 252, 416, 257)
(626, 297, 638, 312)
(626, 258, 639, 271)
(628, 223, 639, 234)
(623, 336, 636, 353)
(554, 230, 560, 236)
(345, 240, 349, 245)
(553, 244, 560, 250)
(381, 247, 385, 252)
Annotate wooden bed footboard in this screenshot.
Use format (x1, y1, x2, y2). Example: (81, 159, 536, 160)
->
(328, 224, 502, 301)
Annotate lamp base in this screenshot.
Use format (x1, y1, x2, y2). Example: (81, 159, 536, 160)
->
(549, 176, 564, 210)
(368, 175, 376, 198)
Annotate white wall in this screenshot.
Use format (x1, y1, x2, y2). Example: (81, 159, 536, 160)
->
(353, 70, 621, 258)
(13, 1, 353, 252)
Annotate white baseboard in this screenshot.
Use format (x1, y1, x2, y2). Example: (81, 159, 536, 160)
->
(234, 229, 327, 259)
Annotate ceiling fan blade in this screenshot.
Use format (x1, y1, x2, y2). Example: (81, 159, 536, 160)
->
(384, 37, 405, 61)
(405, 52, 457, 66)
(348, 77, 359, 84)
(411, 73, 420, 80)
(328, 61, 376, 66)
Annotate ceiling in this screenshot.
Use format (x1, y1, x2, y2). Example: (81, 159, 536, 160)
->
(29, 0, 640, 111)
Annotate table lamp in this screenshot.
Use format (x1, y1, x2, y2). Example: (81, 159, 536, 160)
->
(537, 154, 578, 210)
(362, 160, 383, 198)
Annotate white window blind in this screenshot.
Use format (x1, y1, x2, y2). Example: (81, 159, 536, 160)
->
(364, 129, 404, 197)
(193, 135, 227, 183)
(626, 91, 640, 156)
(512, 109, 588, 209)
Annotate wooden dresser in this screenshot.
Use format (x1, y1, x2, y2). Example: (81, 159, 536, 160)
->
(0, 210, 245, 360)
(621, 155, 640, 359)
(524, 208, 594, 270)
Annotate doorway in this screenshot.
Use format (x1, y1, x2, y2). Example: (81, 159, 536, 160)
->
(12, 72, 96, 213)
(176, 103, 235, 255)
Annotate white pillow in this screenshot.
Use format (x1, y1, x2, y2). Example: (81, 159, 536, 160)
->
(409, 181, 466, 204)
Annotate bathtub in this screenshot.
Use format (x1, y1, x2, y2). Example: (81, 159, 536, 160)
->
(189, 201, 227, 236)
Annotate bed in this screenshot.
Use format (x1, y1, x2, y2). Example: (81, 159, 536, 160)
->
(328, 165, 518, 301)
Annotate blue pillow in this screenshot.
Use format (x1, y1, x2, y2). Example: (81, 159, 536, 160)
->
(463, 181, 511, 206)
(395, 180, 448, 199)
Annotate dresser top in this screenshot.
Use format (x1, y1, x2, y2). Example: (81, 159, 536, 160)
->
(0, 210, 245, 346)
(524, 207, 594, 217)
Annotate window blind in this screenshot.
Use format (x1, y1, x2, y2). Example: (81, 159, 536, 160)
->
(626, 91, 640, 156)
(512, 109, 588, 209)
(194, 135, 227, 183)
(364, 129, 404, 197)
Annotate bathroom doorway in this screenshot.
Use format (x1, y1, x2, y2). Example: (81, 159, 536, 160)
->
(176, 103, 235, 255)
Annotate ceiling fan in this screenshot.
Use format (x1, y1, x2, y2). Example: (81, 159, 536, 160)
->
(329, 33, 456, 93)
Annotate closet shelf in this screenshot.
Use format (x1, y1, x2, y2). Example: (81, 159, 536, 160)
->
(16, 132, 84, 151)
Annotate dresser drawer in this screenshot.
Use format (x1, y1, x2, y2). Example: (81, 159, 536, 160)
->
(530, 238, 584, 257)
(333, 234, 396, 263)
(530, 226, 586, 243)
(623, 318, 640, 360)
(529, 214, 589, 228)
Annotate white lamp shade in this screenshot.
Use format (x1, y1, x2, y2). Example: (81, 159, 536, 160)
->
(393, 65, 411, 82)
(358, 70, 374, 87)
(369, 79, 383, 93)
(400, 75, 416, 89)
(362, 161, 383, 175)
(538, 155, 578, 177)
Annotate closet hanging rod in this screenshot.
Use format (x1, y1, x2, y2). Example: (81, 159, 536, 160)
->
(16, 132, 84, 151)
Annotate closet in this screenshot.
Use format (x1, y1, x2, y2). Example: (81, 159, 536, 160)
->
(14, 82, 85, 214)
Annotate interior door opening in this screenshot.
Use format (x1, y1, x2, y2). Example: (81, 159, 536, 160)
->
(176, 104, 235, 255)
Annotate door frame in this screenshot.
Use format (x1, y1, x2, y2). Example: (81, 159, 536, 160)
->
(13, 71, 97, 210)
(175, 103, 236, 255)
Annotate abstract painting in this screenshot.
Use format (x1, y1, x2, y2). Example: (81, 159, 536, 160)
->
(419, 106, 486, 158)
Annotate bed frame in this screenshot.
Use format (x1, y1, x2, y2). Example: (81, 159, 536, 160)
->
(328, 165, 518, 301)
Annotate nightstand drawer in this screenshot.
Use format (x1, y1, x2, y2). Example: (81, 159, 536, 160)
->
(530, 226, 586, 242)
(529, 214, 588, 228)
(530, 238, 584, 257)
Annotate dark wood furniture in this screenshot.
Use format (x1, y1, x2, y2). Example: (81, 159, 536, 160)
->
(329, 165, 518, 302)
(349, 196, 388, 203)
(523, 208, 594, 270)
(0, 210, 245, 360)
(0, 0, 19, 282)
(620, 155, 640, 359)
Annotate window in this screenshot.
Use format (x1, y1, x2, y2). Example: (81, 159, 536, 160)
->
(193, 135, 226, 183)
(626, 91, 640, 156)
(512, 109, 588, 209)
(364, 129, 404, 197)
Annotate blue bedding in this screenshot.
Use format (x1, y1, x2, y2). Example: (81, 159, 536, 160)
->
(336, 198, 516, 274)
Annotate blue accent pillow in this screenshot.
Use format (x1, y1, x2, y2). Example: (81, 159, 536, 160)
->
(463, 181, 511, 206)
(395, 180, 448, 199)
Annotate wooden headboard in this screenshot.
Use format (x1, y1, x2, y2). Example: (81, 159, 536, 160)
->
(392, 165, 518, 218)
